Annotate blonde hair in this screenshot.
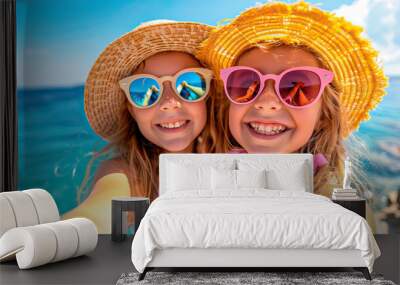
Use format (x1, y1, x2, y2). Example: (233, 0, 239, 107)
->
(215, 42, 368, 197)
(78, 56, 218, 203)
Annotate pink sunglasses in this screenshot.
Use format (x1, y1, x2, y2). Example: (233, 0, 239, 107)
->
(220, 66, 334, 109)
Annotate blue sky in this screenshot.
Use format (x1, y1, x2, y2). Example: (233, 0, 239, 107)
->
(17, 0, 399, 88)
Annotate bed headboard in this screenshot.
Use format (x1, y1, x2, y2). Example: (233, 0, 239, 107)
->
(159, 153, 313, 195)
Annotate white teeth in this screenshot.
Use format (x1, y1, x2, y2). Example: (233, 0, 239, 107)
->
(160, 120, 186, 129)
(248, 122, 287, 135)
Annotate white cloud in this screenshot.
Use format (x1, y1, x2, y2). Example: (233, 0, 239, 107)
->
(333, 0, 369, 27)
(333, 0, 400, 76)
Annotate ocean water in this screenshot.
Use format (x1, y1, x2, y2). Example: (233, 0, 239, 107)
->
(18, 78, 400, 216)
(354, 77, 400, 211)
(18, 86, 106, 214)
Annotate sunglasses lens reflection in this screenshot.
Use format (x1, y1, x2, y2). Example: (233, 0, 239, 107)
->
(226, 69, 260, 103)
(279, 70, 321, 107)
(129, 77, 161, 108)
(176, 71, 207, 101)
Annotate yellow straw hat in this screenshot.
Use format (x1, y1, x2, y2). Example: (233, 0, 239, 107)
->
(85, 20, 213, 140)
(197, 1, 388, 137)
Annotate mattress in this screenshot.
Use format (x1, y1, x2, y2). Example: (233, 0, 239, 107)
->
(131, 190, 380, 273)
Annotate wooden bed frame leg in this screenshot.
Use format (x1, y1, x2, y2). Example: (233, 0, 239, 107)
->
(138, 268, 148, 281)
(354, 267, 371, 280)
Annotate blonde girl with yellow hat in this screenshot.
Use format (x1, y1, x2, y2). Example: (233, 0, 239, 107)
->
(197, 1, 387, 227)
(63, 21, 218, 233)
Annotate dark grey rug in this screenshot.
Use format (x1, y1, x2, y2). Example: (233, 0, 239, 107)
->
(116, 271, 396, 285)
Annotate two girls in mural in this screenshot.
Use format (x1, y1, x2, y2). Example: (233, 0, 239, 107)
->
(64, 2, 387, 233)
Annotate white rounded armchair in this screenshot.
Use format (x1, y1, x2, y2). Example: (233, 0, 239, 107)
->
(0, 189, 98, 269)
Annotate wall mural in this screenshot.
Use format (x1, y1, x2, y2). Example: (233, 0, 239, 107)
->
(17, 0, 400, 234)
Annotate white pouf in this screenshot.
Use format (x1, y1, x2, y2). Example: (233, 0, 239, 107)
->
(0, 189, 98, 269)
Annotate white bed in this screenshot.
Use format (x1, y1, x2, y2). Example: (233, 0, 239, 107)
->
(131, 154, 380, 280)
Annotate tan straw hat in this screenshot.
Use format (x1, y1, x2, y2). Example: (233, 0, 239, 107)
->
(85, 20, 213, 140)
(197, 1, 388, 137)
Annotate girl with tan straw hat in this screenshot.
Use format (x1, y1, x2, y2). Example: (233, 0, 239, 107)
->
(197, 1, 388, 202)
(63, 20, 218, 233)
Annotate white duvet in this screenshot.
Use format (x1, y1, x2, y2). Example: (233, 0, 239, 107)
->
(131, 190, 380, 273)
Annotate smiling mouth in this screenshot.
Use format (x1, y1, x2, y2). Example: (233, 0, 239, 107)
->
(247, 122, 289, 136)
(156, 120, 189, 130)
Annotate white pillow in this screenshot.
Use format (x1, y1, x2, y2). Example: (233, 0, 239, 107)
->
(267, 167, 307, 191)
(211, 168, 236, 190)
(236, 169, 267, 189)
(238, 159, 308, 191)
(167, 162, 211, 191)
